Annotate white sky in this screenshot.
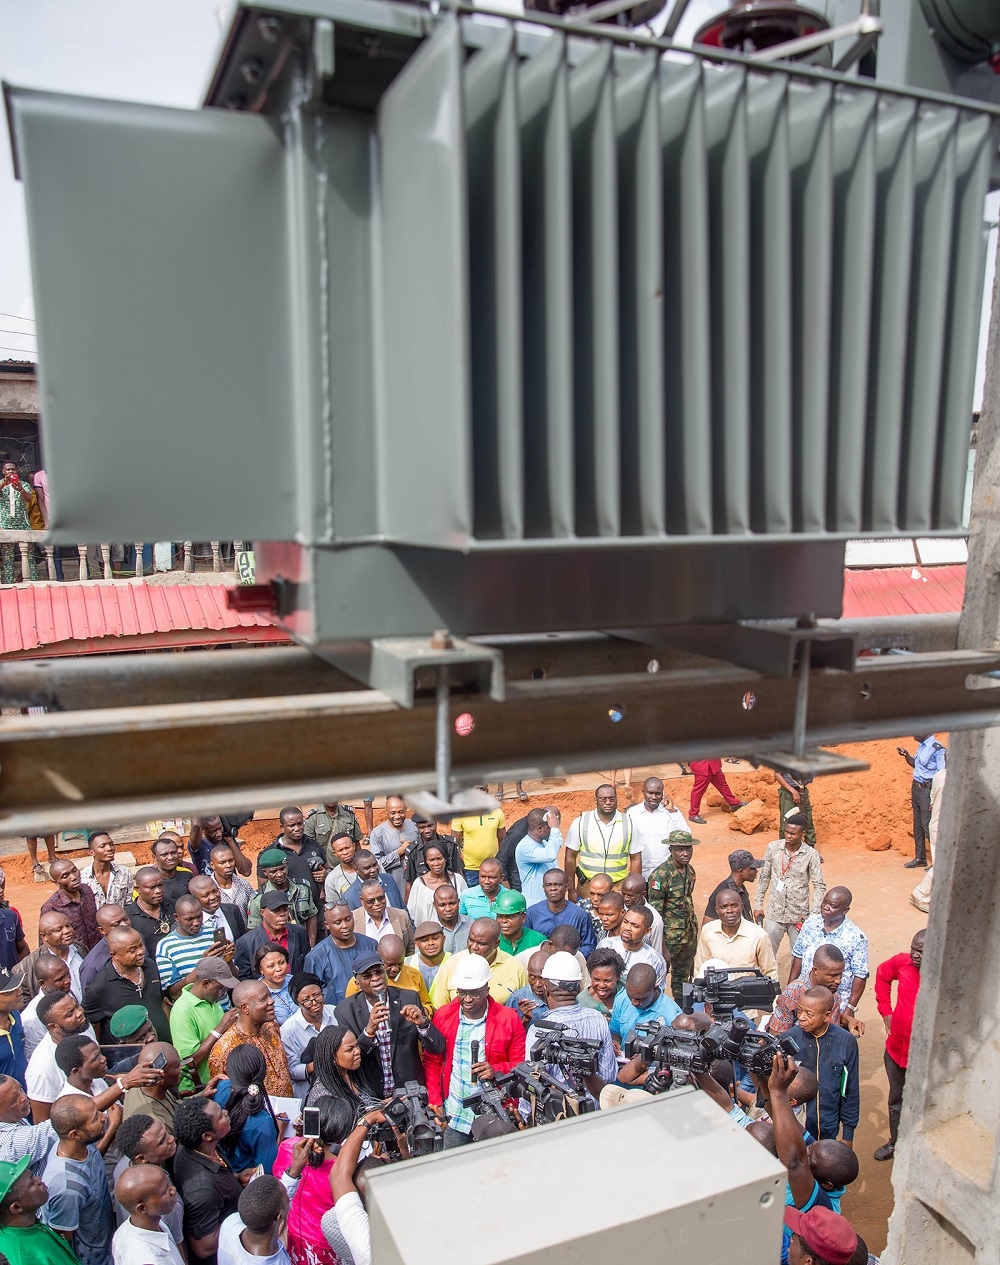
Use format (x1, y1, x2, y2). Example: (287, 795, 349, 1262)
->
(0, 0, 995, 408)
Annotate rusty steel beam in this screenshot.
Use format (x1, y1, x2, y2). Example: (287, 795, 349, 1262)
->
(0, 647, 997, 836)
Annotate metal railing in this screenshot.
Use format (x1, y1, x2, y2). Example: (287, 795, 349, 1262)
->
(0, 532, 247, 581)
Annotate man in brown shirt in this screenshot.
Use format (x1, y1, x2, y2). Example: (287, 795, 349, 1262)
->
(208, 979, 292, 1095)
(41, 862, 99, 954)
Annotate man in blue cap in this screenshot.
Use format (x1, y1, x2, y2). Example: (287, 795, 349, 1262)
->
(0, 1155, 79, 1264)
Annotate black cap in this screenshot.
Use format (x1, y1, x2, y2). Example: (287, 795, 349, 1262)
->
(260, 889, 292, 910)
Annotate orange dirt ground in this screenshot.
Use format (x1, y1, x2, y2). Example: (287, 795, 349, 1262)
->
(5, 736, 928, 1253)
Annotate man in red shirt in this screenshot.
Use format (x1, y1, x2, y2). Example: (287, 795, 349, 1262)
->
(422, 955, 525, 1147)
(873, 928, 925, 1161)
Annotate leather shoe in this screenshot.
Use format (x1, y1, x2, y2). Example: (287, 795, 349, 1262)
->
(873, 1142, 895, 1161)
(903, 858, 928, 869)
(689, 815, 707, 825)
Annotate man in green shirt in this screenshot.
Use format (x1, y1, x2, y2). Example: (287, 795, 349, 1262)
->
(495, 891, 546, 958)
(168, 958, 240, 1092)
(0, 1155, 81, 1265)
(247, 850, 318, 945)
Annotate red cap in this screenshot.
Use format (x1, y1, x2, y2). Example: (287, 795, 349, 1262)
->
(784, 1207, 858, 1265)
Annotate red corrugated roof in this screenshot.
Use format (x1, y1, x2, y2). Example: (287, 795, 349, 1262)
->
(0, 581, 290, 657)
(843, 564, 965, 618)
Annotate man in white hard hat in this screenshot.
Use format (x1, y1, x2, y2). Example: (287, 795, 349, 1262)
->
(422, 953, 526, 1148)
(525, 952, 618, 1104)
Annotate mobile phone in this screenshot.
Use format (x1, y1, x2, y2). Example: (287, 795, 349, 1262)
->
(213, 928, 227, 944)
(303, 1107, 321, 1139)
(151, 1052, 167, 1070)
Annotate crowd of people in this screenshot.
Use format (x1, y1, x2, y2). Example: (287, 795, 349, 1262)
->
(0, 758, 935, 1265)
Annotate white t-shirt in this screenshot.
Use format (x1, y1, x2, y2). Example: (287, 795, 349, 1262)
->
(600, 938, 667, 990)
(625, 803, 690, 877)
(335, 1193, 371, 1265)
(112, 1219, 185, 1265)
(26, 1027, 98, 1103)
(218, 1213, 290, 1265)
(20, 993, 47, 1062)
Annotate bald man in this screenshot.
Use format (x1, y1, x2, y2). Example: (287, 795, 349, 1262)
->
(788, 886, 869, 1020)
(626, 777, 689, 877)
(122, 1043, 185, 1134)
(505, 949, 551, 1024)
(21, 911, 84, 1003)
(40, 860, 100, 953)
(429, 919, 528, 1008)
(80, 903, 131, 996)
(83, 927, 170, 1042)
(43, 1093, 116, 1265)
(113, 1160, 183, 1264)
(207, 980, 292, 1095)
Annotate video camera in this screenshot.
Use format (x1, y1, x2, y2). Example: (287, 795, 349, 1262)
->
(528, 1019, 602, 1078)
(382, 1080, 444, 1157)
(682, 965, 781, 1018)
(623, 967, 797, 1094)
(462, 1020, 604, 1133)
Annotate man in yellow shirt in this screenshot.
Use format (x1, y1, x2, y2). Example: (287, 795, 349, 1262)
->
(694, 889, 779, 981)
(452, 792, 506, 886)
(345, 934, 433, 1013)
(430, 919, 527, 1008)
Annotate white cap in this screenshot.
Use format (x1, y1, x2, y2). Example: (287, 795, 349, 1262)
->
(452, 953, 491, 989)
(540, 951, 583, 982)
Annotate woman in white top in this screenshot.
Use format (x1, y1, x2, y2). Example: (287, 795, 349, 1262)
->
(405, 844, 467, 925)
(279, 973, 339, 1100)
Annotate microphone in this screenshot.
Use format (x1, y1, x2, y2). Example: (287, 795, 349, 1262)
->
(470, 1038, 480, 1081)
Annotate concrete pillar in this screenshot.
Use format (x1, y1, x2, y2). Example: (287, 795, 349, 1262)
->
(883, 233, 1000, 1261)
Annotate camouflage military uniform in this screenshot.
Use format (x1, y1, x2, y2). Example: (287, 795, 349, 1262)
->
(647, 857, 698, 1005)
(305, 804, 363, 867)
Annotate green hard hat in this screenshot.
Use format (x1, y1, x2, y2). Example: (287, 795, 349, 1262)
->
(494, 889, 527, 915)
(0, 1156, 29, 1202)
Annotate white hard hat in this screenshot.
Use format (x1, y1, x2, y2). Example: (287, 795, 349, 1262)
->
(541, 951, 583, 982)
(452, 953, 491, 989)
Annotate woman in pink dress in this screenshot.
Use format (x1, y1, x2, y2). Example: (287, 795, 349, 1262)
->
(273, 1099, 355, 1265)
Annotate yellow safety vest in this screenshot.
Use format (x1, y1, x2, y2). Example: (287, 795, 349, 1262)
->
(577, 811, 634, 882)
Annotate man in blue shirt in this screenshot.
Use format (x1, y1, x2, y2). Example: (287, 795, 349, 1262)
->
(897, 733, 946, 868)
(608, 962, 681, 1049)
(0, 972, 25, 1091)
(524, 870, 596, 957)
(304, 904, 378, 1005)
(514, 809, 562, 906)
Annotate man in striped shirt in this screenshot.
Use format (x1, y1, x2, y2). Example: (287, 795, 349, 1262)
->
(154, 896, 219, 1001)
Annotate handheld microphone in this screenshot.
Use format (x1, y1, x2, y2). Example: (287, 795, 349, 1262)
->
(470, 1038, 480, 1081)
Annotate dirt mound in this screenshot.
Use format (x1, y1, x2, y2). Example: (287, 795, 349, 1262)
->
(728, 799, 768, 834)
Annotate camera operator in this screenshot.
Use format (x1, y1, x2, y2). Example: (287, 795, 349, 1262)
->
(525, 953, 617, 1102)
(609, 964, 680, 1056)
(764, 1054, 863, 1265)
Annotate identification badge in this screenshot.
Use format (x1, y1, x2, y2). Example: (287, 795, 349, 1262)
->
(775, 879, 785, 893)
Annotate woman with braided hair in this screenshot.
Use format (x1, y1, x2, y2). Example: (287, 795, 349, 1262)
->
(304, 1025, 382, 1115)
(214, 1044, 281, 1174)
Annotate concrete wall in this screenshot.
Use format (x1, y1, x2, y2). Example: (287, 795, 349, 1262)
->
(0, 367, 39, 419)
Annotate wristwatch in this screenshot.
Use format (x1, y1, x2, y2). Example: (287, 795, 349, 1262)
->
(209, 1028, 222, 1040)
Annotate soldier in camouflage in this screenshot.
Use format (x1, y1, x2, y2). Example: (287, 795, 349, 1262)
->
(305, 802, 364, 867)
(647, 829, 700, 1006)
